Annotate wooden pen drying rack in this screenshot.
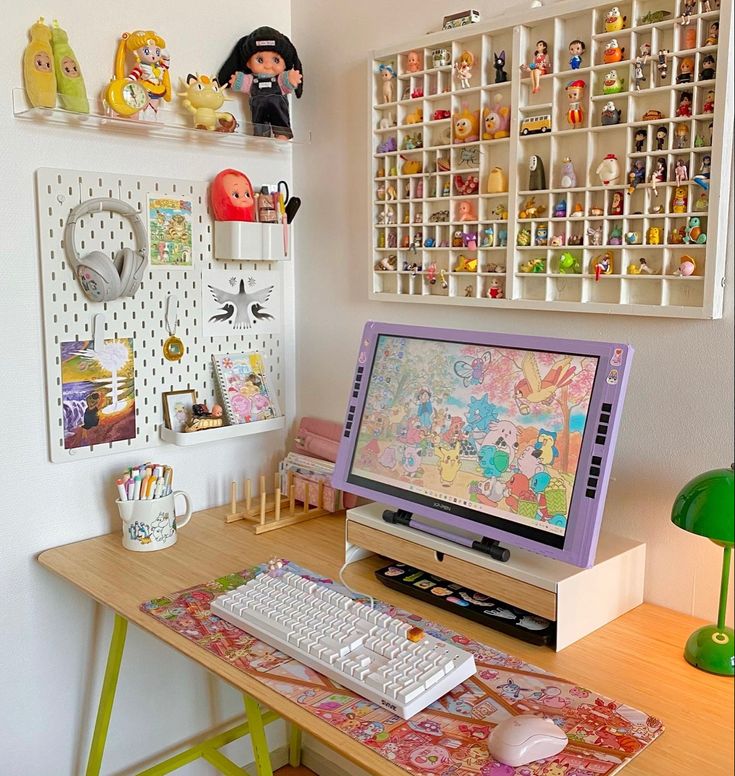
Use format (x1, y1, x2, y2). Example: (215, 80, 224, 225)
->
(226, 471, 331, 534)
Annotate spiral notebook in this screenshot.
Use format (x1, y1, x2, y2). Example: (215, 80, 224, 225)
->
(211, 352, 281, 425)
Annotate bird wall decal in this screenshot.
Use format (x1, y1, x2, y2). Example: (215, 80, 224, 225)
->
(207, 279, 274, 329)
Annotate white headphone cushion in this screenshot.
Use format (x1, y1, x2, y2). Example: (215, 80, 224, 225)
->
(77, 250, 121, 302)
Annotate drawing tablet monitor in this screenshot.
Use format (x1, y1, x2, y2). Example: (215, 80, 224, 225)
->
(333, 322, 633, 567)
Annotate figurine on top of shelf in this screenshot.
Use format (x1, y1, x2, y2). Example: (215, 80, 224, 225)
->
(565, 80, 586, 128)
(219, 26, 303, 139)
(679, 0, 696, 24)
(700, 55, 716, 81)
(676, 57, 694, 84)
(655, 125, 668, 150)
(50, 20, 89, 114)
(604, 6, 627, 31)
(676, 91, 692, 117)
(559, 157, 577, 188)
(487, 166, 508, 193)
(672, 186, 688, 213)
(377, 63, 396, 103)
(603, 39, 625, 64)
(656, 50, 669, 83)
(23, 17, 56, 109)
(520, 40, 551, 94)
(627, 159, 646, 192)
(592, 251, 614, 280)
(602, 70, 625, 94)
(609, 190, 624, 215)
(634, 127, 647, 152)
(704, 21, 719, 46)
(453, 104, 480, 143)
(693, 155, 711, 190)
(178, 74, 237, 132)
(569, 40, 586, 70)
(528, 154, 547, 191)
(649, 156, 667, 195)
(601, 101, 622, 125)
(454, 50, 474, 88)
(674, 158, 689, 184)
(482, 94, 510, 139)
(596, 153, 620, 185)
(456, 200, 477, 222)
(674, 123, 689, 149)
(703, 90, 715, 113)
(493, 50, 508, 83)
(632, 55, 647, 90)
(406, 50, 422, 73)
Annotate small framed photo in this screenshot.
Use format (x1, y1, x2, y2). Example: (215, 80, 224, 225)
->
(162, 389, 196, 432)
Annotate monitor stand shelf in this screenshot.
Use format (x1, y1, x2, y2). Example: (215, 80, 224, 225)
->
(344, 503, 645, 651)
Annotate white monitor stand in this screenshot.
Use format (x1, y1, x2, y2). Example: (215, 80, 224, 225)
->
(344, 503, 645, 651)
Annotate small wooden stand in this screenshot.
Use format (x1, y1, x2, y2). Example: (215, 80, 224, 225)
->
(226, 471, 331, 534)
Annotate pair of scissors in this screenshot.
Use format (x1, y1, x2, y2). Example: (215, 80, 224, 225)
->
(276, 180, 301, 224)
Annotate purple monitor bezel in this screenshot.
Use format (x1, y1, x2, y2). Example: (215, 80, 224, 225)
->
(332, 321, 634, 568)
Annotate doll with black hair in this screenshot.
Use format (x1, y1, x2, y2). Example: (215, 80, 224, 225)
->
(218, 26, 302, 140)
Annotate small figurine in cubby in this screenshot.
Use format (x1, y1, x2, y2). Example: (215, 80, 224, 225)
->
(676, 91, 692, 117)
(569, 39, 586, 70)
(553, 200, 567, 218)
(413, 210, 423, 224)
(550, 234, 565, 246)
(375, 254, 398, 271)
(386, 207, 397, 224)
(609, 226, 623, 245)
(699, 55, 716, 81)
(592, 251, 614, 280)
(670, 225, 685, 244)
(426, 262, 438, 284)
(453, 105, 480, 143)
(704, 21, 719, 46)
(401, 234, 411, 248)
(377, 232, 386, 248)
(520, 257, 546, 272)
(517, 227, 532, 246)
(650, 157, 667, 195)
(646, 226, 662, 244)
(487, 166, 508, 193)
(378, 112, 396, 129)
(535, 223, 549, 246)
(558, 252, 582, 273)
(377, 136, 397, 153)
(424, 237, 436, 248)
(679, 0, 696, 24)
(609, 190, 624, 215)
(454, 50, 474, 88)
(674, 123, 689, 149)
(454, 255, 478, 271)
(596, 153, 620, 185)
(676, 57, 694, 84)
(481, 226, 494, 247)
(674, 158, 689, 184)
(378, 64, 396, 103)
(486, 279, 504, 299)
(602, 70, 625, 94)
(702, 90, 715, 114)
(440, 268, 448, 288)
(571, 203, 584, 218)
(632, 56, 647, 90)
(376, 210, 386, 225)
(410, 87, 424, 99)
(497, 228, 508, 246)
(457, 145, 479, 167)
(406, 50, 422, 73)
(601, 101, 622, 125)
(559, 157, 577, 188)
(694, 133, 706, 147)
(693, 155, 711, 190)
(627, 159, 646, 192)
(684, 216, 707, 243)
(672, 186, 688, 213)
(482, 94, 511, 139)
(519, 196, 546, 218)
(568, 233, 584, 246)
(528, 154, 547, 190)
(605, 6, 627, 31)
(452, 230, 464, 247)
(520, 40, 551, 94)
(625, 230, 641, 244)
(442, 180, 451, 197)
(640, 42, 652, 59)
(388, 232, 397, 247)
(405, 106, 423, 124)
(493, 50, 508, 83)
(415, 180, 424, 198)
(455, 173, 479, 194)
(589, 204, 604, 216)
(493, 203, 509, 220)
(655, 125, 668, 151)
(565, 80, 586, 128)
(674, 256, 697, 276)
(603, 39, 625, 64)
(627, 257, 653, 274)
(587, 226, 603, 246)
(464, 284, 474, 297)
(634, 127, 647, 152)
(656, 50, 670, 83)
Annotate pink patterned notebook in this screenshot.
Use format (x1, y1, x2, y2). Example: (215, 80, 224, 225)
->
(141, 561, 663, 776)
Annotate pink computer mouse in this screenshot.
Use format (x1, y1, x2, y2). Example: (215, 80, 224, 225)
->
(487, 714, 568, 766)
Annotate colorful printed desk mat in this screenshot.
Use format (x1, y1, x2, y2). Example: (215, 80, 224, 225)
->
(141, 561, 663, 776)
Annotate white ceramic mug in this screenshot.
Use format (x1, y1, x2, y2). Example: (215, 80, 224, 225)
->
(117, 491, 192, 552)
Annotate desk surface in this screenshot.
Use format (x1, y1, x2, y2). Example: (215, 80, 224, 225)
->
(39, 507, 734, 776)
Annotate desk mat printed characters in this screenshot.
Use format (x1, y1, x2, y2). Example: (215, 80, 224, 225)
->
(141, 561, 663, 776)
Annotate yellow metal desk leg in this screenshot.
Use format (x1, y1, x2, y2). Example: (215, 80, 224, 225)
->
(85, 613, 128, 776)
(243, 695, 273, 776)
(288, 724, 302, 767)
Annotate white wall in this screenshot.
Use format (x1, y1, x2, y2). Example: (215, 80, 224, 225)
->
(0, 4, 294, 774)
(291, 0, 734, 627)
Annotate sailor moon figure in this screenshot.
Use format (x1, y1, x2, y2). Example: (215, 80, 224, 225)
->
(521, 40, 550, 93)
(219, 26, 302, 140)
(454, 51, 474, 88)
(113, 30, 171, 119)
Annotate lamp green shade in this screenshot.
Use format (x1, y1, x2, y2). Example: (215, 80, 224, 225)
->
(671, 466, 734, 677)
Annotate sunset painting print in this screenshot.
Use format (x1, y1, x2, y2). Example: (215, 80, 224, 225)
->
(60, 338, 136, 449)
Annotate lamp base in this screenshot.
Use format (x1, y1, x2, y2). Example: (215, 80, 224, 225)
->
(684, 625, 735, 676)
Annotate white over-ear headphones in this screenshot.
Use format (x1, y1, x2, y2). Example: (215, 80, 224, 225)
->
(63, 198, 148, 303)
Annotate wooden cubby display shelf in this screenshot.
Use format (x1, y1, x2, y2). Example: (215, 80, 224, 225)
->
(368, 0, 732, 318)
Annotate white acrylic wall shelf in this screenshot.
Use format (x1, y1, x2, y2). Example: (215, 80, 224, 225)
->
(12, 88, 311, 149)
(214, 221, 291, 261)
(159, 416, 286, 446)
(368, 0, 732, 318)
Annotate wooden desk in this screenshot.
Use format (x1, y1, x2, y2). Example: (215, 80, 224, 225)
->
(39, 508, 734, 776)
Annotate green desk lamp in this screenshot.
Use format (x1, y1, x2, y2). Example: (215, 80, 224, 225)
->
(671, 465, 734, 676)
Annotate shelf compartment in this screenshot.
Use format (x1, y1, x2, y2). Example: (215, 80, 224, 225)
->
(214, 222, 290, 262)
(159, 416, 286, 446)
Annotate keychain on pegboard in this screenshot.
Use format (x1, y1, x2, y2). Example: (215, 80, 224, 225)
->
(163, 294, 185, 362)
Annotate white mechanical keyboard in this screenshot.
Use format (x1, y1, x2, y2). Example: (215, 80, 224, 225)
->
(211, 570, 476, 719)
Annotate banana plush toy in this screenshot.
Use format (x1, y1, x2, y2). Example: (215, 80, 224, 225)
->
(51, 20, 89, 113)
(23, 17, 56, 108)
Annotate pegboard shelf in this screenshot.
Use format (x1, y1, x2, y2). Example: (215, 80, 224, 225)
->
(12, 88, 311, 149)
(159, 416, 286, 446)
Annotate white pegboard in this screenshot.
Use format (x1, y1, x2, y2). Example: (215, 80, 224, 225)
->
(37, 167, 286, 463)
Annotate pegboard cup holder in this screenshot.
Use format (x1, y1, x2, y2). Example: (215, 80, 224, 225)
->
(214, 221, 291, 262)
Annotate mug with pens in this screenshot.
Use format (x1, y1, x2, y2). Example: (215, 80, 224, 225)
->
(115, 463, 192, 552)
